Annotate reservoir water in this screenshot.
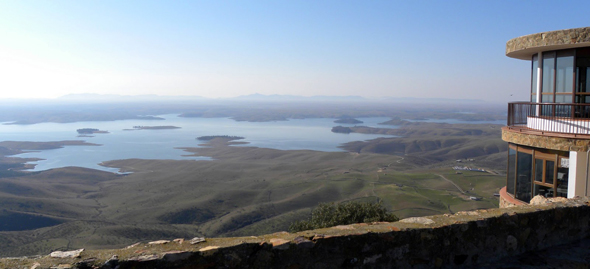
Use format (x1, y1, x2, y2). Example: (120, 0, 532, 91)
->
(405, 119, 505, 125)
(0, 115, 394, 172)
(1, 115, 504, 172)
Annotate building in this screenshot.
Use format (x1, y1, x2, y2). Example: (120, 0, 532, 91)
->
(501, 27, 590, 207)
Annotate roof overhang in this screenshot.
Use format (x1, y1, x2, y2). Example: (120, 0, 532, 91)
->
(506, 27, 590, 60)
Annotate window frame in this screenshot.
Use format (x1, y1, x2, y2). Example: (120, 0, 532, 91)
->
(506, 144, 567, 200)
(536, 49, 577, 104)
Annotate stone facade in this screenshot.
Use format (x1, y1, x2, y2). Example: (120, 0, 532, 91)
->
(3, 197, 590, 268)
(506, 27, 590, 59)
(502, 127, 590, 151)
(499, 194, 514, 208)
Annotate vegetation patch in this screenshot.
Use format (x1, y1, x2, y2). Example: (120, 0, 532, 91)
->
(76, 128, 109, 134)
(158, 208, 216, 224)
(289, 201, 399, 232)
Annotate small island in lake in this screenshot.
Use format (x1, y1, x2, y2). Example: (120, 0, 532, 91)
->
(334, 117, 363, 124)
(76, 128, 109, 134)
(331, 126, 353, 134)
(124, 126, 181, 131)
(197, 135, 245, 141)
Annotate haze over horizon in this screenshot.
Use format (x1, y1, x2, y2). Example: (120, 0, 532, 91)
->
(1, 1, 589, 103)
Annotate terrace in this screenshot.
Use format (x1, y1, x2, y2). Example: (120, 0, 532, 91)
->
(506, 102, 590, 138)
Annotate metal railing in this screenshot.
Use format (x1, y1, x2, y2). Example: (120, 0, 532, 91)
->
(507, 102, 590, 134)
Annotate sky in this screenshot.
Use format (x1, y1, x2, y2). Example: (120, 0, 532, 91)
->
(0, 1, 589, 103)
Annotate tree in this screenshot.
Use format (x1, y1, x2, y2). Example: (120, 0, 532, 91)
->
(289, 201, 398, 232)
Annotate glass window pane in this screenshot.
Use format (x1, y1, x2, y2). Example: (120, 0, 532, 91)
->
(556, 51, 574, 93)
(575, 95, 590, 103)
(545, 160, 555, 185)
(507, 148, 516, 195)
(542, 52, 555, 93)
(516, 151, 532, 203)
(533, 184, 554, 198)
(556, 167, 568, 197)
(535, 159, 543, 182)
(576, 57, 590, 93)
(532, 54, 538, 95)
(555, 95, 571, 103)
(542, 94, 554, 103)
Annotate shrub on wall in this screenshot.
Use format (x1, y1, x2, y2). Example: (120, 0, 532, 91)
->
(289, 201, 398, 232)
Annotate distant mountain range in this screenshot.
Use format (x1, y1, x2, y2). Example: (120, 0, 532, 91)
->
(231, 93, 365, 102)
(58, 93, 207, 102)
(56, 93, 486, 104)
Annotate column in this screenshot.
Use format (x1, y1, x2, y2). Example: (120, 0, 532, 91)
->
(568, 151, 589, 198)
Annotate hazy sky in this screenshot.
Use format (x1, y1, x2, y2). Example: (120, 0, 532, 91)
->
(0, 1, 588, 102)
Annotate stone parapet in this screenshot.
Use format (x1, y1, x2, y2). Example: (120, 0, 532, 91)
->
(3, 197, 590, 268)
(506, 27, 590, 60)
(502, 127, 590, 152)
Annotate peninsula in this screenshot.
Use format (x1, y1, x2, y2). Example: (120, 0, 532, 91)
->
(333, 118, 363, 124)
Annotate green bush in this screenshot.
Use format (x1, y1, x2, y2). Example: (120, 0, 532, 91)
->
(289, 201, 398, 232)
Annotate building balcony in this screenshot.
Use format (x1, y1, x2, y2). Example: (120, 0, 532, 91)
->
(507, 102, 590, 137)
(504, 102, 590, 152)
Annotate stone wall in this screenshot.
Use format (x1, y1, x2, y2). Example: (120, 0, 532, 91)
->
(502, 127, 590, 152)
(2, 197, 590, 268)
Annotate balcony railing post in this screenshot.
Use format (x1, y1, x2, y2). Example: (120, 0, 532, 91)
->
(507, 103, 512, 126)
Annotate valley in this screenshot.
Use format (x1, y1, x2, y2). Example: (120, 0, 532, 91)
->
(0, 120, 506, 257)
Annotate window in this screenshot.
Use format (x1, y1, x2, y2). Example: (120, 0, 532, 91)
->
(556, 50, 574, 95)
(534, 159, 543, 183)
(532, 49, 575, 106)
(542, 51, 555, 95)
(533, 184, 554, 198)
(545, 160, 555, 184)
(532, 152, 556, 198)
(531, 54, 538, 102)
(515, 150, 532, 203)
(576, 48, 590, 104)
(506, 144, 568, 202)
(507, 147, 516, 195)
(556, 166, 568, 197)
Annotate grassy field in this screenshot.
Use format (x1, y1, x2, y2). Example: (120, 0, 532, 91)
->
(0, 123, 507, 257)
